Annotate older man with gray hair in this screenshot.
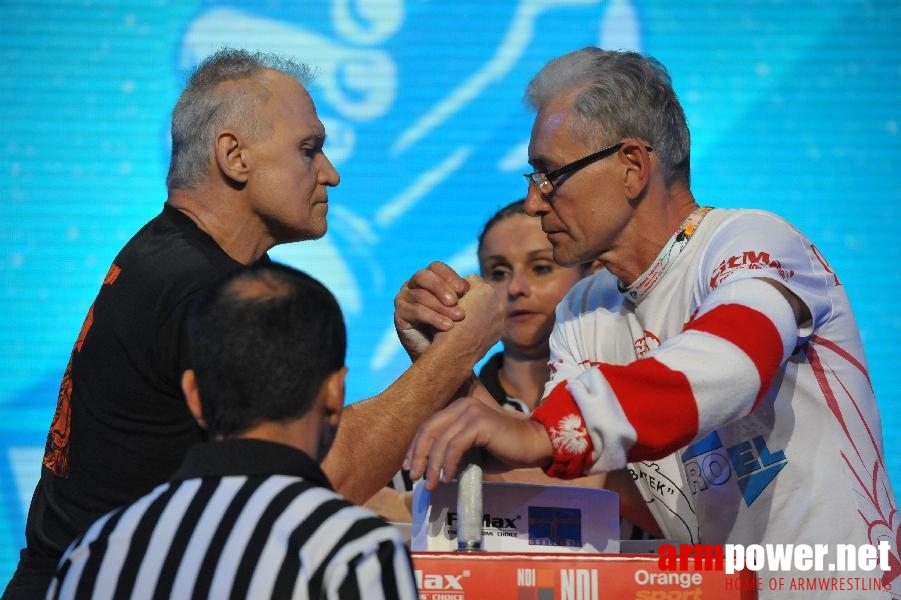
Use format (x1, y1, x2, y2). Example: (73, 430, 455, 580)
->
(399, 48, 898, 599)
(5, 48, 501, 598)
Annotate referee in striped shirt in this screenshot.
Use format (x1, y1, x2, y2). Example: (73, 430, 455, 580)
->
(47, 263, 417, 599)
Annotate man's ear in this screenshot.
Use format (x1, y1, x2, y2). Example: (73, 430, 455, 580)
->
(621, 140, 652, 201)
(321, 366, 348, 417)
(181, 370, 208, 430)
(214, 130, 250, 184)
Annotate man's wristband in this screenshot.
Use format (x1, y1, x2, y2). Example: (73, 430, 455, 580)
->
(530, 382, 594, 479)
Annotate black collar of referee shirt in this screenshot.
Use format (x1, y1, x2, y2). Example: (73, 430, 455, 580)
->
(171, 438, 333, 490)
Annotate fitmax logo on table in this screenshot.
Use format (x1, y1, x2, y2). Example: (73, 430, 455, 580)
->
(681, 431, 786, 505)
(445, 512, 519, 530)
(414, 568, 469, 591)
(445, 511, 522, 539)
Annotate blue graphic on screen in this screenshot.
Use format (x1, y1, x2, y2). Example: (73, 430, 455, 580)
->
(529, 506, 583, 548)
(1, 0, 899, 582)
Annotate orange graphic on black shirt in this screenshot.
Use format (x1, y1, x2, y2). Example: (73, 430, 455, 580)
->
(44, 263, 121, 477)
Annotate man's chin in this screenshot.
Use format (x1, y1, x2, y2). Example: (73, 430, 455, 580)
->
(551, 247, 581, 268)
(276, 222, 328, 245)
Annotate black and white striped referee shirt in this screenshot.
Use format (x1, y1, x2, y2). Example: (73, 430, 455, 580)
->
(47, 439, 417, 599)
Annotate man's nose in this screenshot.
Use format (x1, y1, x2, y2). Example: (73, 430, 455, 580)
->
(524, 184, 549, 216)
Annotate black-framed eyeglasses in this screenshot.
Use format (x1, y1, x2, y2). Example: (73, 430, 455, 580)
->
(523, 142, 652, 195)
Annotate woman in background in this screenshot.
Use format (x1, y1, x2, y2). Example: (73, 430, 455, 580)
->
(476, 199, 591, 414)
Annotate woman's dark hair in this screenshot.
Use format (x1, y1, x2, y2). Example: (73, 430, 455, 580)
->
(476, 199, 527, 260)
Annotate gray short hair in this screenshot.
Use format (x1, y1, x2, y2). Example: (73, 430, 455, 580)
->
(525, 48, 690, 186)
(166, 48, 314, 190)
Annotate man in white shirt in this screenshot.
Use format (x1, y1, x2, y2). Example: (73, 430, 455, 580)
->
(396, 48, 899, 599)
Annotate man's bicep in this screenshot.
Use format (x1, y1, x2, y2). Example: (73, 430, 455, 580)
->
(699, 210, 831, 337)
(757, 277, 811, 329)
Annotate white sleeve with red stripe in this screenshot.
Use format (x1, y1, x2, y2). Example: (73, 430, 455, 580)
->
(532, 277, 798, 478)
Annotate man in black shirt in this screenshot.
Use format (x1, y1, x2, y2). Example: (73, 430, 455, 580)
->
(47, 263, 418, 600)
(5, 48, 502, 598)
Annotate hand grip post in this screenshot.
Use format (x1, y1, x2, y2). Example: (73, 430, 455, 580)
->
(456, 449, 483, 551)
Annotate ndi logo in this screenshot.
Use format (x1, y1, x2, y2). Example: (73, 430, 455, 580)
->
(528, 506, 582, 548)
(560, 569, 598, 600)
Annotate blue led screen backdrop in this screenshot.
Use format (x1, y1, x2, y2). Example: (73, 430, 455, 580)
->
(1, 0, 899, 580)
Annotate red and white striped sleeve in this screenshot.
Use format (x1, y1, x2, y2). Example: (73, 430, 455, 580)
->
(532, 276, 798, 478)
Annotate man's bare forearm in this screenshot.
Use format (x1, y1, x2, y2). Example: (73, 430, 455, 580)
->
(323, 348, 480, 504)
(327, 272, 502, 504)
